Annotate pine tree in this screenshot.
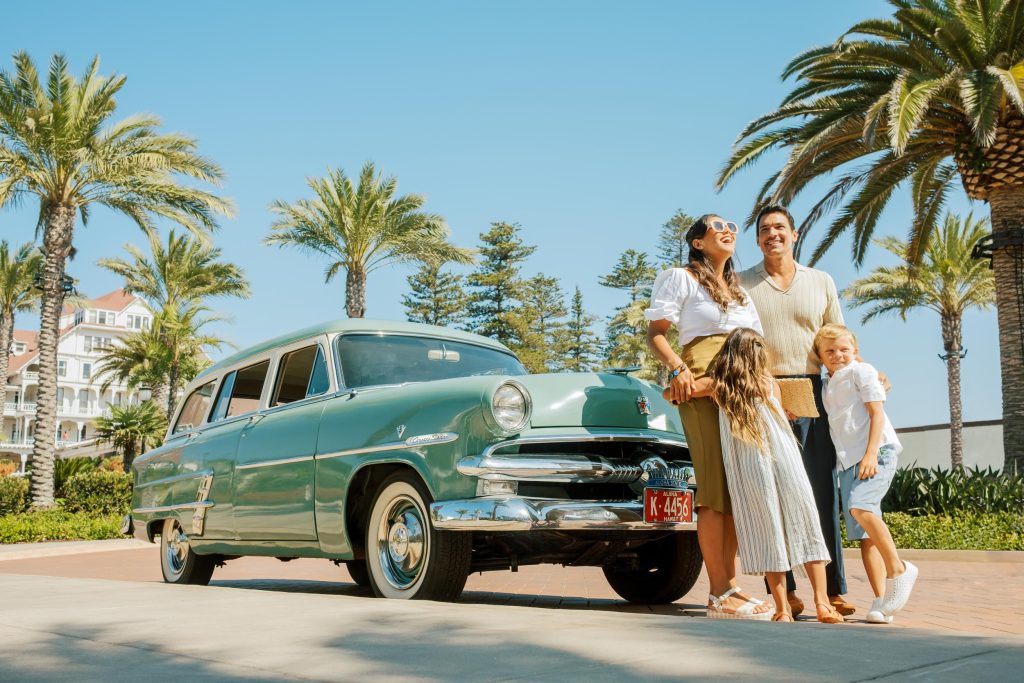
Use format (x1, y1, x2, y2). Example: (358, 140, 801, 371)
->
(465, 222, 536, 346)
(600, 250, 657, 376)
(402, 262, 468, 327)
(514, 274, 567, 373)
(657, 210, 698, 268)
(558, 286, 602, 372)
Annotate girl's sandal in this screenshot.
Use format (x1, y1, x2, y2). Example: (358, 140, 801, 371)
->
(772, 611, 794, 623)
(815, 602, 845, 624)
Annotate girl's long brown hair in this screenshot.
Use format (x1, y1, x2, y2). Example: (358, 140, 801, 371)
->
(708, 327, 786, 451)
(685, 214, 746, 311)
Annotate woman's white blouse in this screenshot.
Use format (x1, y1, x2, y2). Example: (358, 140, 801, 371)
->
(644, 267, 763, 346)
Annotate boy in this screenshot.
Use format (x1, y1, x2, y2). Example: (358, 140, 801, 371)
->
(815, 324, 917, 623)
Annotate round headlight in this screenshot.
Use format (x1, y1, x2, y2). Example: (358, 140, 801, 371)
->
(491, 382, 531, 433)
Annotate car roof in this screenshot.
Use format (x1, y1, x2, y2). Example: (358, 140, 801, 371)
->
(194, 318, 514, 381)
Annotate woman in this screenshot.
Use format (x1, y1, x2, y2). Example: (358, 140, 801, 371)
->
(645, 214, 771, 619)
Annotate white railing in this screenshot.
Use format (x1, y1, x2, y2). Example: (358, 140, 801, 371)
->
(2, 402, 114, 417)
(22, 371, 38, 380)
(3, 401, 37, 415)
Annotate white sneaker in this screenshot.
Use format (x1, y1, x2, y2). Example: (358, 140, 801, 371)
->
(880, 560, 918, 614)
(866, 597, 894, 624)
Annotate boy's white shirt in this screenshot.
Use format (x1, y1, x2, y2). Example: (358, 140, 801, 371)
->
(822, 359, 902, 471)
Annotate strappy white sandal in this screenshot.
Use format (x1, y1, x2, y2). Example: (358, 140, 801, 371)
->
(880, 560, 918, 614)
(706, 586, 774, 620)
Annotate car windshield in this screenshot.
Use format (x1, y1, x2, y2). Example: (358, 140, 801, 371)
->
(336, 334, 527, 388)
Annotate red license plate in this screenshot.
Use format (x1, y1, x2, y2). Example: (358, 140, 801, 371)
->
(644, 487, 693, 524)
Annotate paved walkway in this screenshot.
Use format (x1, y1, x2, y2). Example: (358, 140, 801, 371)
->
(1, 542, 1022, 637)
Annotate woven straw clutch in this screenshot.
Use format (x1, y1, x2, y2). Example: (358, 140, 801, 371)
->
(776, 377, 819, 418)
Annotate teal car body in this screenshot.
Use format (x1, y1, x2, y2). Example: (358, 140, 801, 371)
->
(128, 319, 700, 602)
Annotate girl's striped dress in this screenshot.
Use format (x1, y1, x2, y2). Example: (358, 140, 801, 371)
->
(719, 395, 831, 576)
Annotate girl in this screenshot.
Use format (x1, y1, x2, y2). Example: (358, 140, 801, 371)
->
(705, 327, 844, 623)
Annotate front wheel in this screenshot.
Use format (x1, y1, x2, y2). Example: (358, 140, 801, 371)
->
(365, 472, 471, 600)
(159, 518, 216, 585)
(602, 532, 702, 604)
(344, 559, 372, 588)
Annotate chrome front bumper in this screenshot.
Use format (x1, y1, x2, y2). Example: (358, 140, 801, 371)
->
(430, 496, 698, 532)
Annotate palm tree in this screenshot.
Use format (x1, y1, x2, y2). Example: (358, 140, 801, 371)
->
(265, 162, 473, 318)
(0, 242, 43, 388)
(98, 229, 249, 415)
(0, 52, 232, 508)
(717, 0, 1024, 471)
(94, 401, 167, 471)
(844, 213, 996, 468)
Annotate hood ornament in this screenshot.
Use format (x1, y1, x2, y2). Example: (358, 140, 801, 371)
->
(396, 424, 406, 439)
(636, 395, 651, 415)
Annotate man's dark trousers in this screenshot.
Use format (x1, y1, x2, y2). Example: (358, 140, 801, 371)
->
(769, 374, 847, 596)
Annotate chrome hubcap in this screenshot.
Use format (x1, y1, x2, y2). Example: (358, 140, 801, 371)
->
(165, 521, 189, 575)
(377, 495, 426, 590)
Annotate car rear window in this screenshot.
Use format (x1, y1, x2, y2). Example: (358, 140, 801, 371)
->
(272, 344, 330, 406)
(336, 335, 527, 388)
(210, 359, 270, 421)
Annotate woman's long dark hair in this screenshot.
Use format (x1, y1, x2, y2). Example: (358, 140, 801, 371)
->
(684, 214, 746, 311)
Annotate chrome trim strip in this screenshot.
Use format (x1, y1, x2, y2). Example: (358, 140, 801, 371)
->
(317, 432, 459, 461)
(235, 454, 315, 470)
(430, 496, 698, 531)
(458, 454, 648, 483)
(481, 432, 687, 458)
(134, 469, 215, 490)
(132, 501, 216, 515)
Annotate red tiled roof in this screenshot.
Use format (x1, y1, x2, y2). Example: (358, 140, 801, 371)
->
(12, 330, 38, 344)
(62, 289, 141, 315)
(7, 325, 76, 380)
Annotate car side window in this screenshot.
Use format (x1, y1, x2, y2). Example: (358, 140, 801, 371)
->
(272, 344, 330, 406)
(210, 359, 269, 420)
(173, 381, 216, 433)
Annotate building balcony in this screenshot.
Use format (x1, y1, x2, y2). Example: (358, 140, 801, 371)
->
(22, 371, 38, 381)
(3, 402, 37, 415)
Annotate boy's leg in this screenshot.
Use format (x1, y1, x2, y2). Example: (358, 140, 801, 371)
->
(850, 508, 904, 577)
(766, 572, 789, 619)
(859, 537, 886, 597)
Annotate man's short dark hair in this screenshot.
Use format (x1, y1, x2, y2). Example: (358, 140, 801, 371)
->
(754, 204, 796, 233)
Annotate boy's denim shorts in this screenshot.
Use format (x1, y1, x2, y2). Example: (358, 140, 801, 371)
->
(837, 444, 898, 541)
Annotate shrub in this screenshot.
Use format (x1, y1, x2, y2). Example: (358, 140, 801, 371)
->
(0, 509, 123, 543)
(0, 476, 28, 515)
(54, 457, 100, 498)
(0, 460, 17, 477)
(62, 470, 132, 515)
(883, 466, 1024, 515)
(842, 512, 1024, 551)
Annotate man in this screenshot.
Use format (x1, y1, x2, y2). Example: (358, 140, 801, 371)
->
(738, 204, 855, 617)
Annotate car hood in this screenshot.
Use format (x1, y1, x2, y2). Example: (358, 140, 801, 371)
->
(513, 372, 683, 433)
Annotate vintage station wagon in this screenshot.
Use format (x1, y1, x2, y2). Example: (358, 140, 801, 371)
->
(126, 319, 699, 602)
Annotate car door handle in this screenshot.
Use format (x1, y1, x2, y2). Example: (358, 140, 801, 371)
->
(247, 414, 265, 426)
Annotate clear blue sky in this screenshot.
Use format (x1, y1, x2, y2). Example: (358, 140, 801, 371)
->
(0, 0, 1000, 428)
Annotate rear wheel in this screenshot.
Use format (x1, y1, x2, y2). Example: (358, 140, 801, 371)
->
(602, 532, 702, 604)
(365, 472, 471, 600)
(159, 518, 216, 585)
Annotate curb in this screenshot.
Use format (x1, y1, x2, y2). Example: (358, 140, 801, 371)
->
(842, 548, 1024, 563)
(0, 538, 152, 562)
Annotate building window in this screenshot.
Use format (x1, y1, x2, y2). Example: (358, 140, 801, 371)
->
(10, 342, 26, 354)
(86, 310, 116, 325)
(58, 360, 67, 377)
(126, 314, 151, 330)
(82, 362, 92, 379)
(84, 336, 112, 353)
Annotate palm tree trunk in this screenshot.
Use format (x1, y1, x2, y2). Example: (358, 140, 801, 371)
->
(987, 187, 1024, 475)
(167, 359, 180, 419)
(346, 264, 366, 318)
(0, 310, 13, 400)
(150, 380, 170, 416)
(123, 439, 138, 472)
(29, 203, 75, 509)
(941, 313, 964, 469)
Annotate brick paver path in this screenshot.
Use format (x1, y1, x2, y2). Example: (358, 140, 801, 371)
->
(1, 546, 1020, 637)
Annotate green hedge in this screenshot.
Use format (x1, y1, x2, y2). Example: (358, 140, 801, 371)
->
(884, 466, 1024, 515)
(0, 509, 123, 543)
(0, 476, 28, 515)
(842, 512, 1024, 551)
(62, 470, 132, 515)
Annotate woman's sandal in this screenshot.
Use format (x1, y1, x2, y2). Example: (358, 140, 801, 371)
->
(815, 602, 845, 624)
(706, 587, 774, 621)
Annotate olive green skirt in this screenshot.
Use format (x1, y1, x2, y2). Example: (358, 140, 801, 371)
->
(676, 334, 731, 516)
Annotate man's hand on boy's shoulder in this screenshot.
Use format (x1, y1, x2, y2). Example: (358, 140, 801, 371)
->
(877, 369, 891, 393)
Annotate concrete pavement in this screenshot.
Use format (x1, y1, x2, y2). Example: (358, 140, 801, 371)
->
(0, 541, 1021, 681)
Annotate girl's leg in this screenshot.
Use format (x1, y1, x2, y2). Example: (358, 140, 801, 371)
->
(860, 537, 886, 597)
(699, 507, 770, 613)
(766, 571, 789, 620)
(805, 560, 843, 623)
(850, 508, 904, 577)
